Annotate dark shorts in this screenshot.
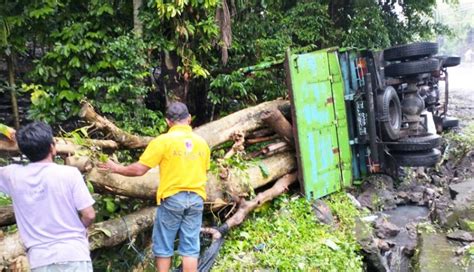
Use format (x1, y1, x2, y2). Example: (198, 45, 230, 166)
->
(152, 191, 204, 258)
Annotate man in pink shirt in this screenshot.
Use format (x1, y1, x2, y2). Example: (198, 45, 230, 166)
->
(0, 121, 96, 271)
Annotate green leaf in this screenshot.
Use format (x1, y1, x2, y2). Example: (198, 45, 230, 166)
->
(105, 199, 117, 213)
(86, 181, 95, 193)
(259, 163, 269, 178)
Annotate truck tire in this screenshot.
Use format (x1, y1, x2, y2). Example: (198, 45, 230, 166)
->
(377, 86, 402, 140)
(388, 134, 441, 151)
(436, 56, 461, 67)
(384, 58, 440, 77)
(383, 42, 438, 61)
(391, 148, 441, 167)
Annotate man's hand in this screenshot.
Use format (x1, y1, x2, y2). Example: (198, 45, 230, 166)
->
(97, 159, 121, 173)
(97, 160, 150, 177)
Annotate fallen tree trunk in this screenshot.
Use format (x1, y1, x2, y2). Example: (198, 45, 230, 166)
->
(226, 172, 298, 228)
(0, 207, 156, 264)
(87, 152, 296, 205)
(194, 100, 289, 148)
(0, 205, 15, 226)
(0, 138, 118, 156)
(80, 100, 289, 149)
(261, 109, 294, 146)
(79, 102, 155, 149)
(202, 172, 298, 241)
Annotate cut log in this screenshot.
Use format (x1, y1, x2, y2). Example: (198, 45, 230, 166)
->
(86, 152, 296, 205)
(194, 100, 289, 148)
(246, 134, 278, 145)
(88, 207, 155, 250)
(261, 109, 294, 146)
(0, 205, 15, 226)
(0, 207, 156, 264)
(65, 156, 93, 173)
(0, 138, 118, 156)
(79, 102, 154, 149)
(246, 128, 274, 139)
(0, 232, 24, 265)
(262, 141, 288, 154)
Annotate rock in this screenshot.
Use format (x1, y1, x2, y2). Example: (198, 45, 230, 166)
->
(361, 215, 379, 223)
(354, 218, 389, 272)
(446, 230, 474, 242)
(346, 193, 362, 209)
(374, 218, 401, 239)
(374, 238, 391, 252)
(356, 175, 397, 211)
(449, 179, 474, 200)
(431, 175, 448, 187)
(311, 199, 333, 226)
(408, 191, 424, 205)
(416, 232, 472, 272)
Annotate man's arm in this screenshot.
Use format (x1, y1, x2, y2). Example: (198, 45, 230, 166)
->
(79, 206, 96, 228)
(99, 161, 150, 177)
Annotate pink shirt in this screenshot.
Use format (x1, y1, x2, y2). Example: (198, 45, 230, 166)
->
(0, 162, 95, 269)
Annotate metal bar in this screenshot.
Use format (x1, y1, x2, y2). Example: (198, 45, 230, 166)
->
(364, 73, 379, 164)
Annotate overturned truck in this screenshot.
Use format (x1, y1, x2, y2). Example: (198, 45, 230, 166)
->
(286, 42, 459, 200)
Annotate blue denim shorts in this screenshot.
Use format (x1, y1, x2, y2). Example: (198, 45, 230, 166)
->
(152, 191, 204, 258)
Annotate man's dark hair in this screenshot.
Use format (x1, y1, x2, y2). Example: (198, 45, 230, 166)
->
(16, 121, 54, 162)
(166, 102, 190, 122)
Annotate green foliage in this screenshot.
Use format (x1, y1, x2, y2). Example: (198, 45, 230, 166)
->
(342, 3, 390, 48)
(213, 193, 363, 271)
(443, 123, 474, 163)
(26, 30, 165, 134)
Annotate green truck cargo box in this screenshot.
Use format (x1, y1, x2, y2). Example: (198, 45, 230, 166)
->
(285, 48, 352, 200)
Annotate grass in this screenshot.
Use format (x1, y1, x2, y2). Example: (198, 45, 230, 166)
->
(212, 192, 364, 271)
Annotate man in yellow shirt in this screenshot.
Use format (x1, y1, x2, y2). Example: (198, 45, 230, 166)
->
(100, 102, 210, 272)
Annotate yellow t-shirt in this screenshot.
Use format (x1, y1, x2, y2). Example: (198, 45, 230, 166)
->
(139, 124, 210, 204)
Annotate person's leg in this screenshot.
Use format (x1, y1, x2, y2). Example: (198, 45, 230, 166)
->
(181, 256, 198, 272)
(178, 192, 204, 272)
(155, 257, 172, 272)
(152, 194, 185, 271)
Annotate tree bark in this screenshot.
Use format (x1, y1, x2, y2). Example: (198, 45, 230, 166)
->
(0, 207, 156, 264)
(225, 172, 298, 229)
(79, 102, 154, 149)
(0, 138, 118, 156)
(86, 151, 295, 205)
(132, 0, 143, 37)
(0, 205, 15, 226)
(194, 100, 289, 148)
(6, 53, 20, 129)
(80, 99, 289, 149)
(0, 232, 24, 266)
(261, 109, 294, 146)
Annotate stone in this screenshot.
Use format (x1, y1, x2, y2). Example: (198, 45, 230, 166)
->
(416, 232, 472, 272)
(354, 218, 389, 272)
(449, 179, 474, 200)
(374, 218, 401, 239)
(374, 238, 391, 252)
(346, 193, 362, 209)
(446, 230, 474, 242)
(311, 199, 333, 226)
